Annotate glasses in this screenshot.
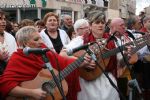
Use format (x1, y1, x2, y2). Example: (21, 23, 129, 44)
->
(79, 26, 89, 30)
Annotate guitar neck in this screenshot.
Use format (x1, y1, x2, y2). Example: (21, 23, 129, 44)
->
(47, 55, 85, 86)
(41, 55, 85, 95)
(102, 34, 150, 58)
(102, 42, 133, 58)
(130, 41, 146, 55)
(58, 55, 85, 80)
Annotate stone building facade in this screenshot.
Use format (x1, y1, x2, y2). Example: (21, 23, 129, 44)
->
(0, 0, 136, 22)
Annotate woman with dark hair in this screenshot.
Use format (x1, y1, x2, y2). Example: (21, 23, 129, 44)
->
(0, 10, 17, 74)
(34, 20, 45, 33)
(5, 20, 13, 34)
(77, 11, 120, 100)
(67, 26, 76, 39)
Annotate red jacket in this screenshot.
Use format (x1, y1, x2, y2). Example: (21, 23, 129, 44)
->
(0, 49, 80, 100)
(83, 32, 117, 78)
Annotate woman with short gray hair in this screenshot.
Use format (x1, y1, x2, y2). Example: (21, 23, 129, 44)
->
(0, 26, 97, 100)
(74, 19, 90, 36)
(64, 19, 90, 51)
(16, 26, 39, 48)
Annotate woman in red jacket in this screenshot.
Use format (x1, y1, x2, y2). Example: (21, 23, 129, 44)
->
(0, 26, 95, 100)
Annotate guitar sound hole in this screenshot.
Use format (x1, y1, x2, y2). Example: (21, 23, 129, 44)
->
(84, 68, 94, 72)
(42, 82, 54, 95)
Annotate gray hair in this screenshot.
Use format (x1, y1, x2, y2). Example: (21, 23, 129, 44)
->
(74, 19, 89, 34)
(87, 11, 106, 24)
(62, 14, 72, 20)
(15, 26, 38, 48)
(143, 16, 150, 23)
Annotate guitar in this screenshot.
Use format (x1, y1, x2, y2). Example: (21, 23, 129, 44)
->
(102, 34, 150, 59)
(74, 38, 110, 81)
(6, 55, 85, 100)
(79, 34, 150, 81)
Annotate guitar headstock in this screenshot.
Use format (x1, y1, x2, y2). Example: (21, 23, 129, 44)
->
(101, 34, 150, 59)
(123, 34, 150, 55)
(136, 34, 149, 44)
(88, 38, 107, 59)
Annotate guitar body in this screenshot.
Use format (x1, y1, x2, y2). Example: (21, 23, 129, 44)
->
(6, 69, 68, 100)
(74, 50, 110, 81)
(79, 57, 109, 81)
(77, 34, 150, 81)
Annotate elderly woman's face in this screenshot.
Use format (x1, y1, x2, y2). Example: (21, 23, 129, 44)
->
(45, 16, 58, 31)
(77, 23, 90, 36)
(26, 32, 43, 48)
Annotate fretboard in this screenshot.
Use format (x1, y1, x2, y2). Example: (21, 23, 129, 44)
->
(102, 34, 150, 58)
(46, 54, 85, 88)
(59, 55, 85, 80)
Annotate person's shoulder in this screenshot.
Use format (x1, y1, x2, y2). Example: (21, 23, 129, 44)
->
(40, 29, 47, 38)
(58, 28, 69, 37)
(40, 29, 46, 34)
(8, 50, 20, 60)
(4, 31, 16, 40)
(4, 31, 13, 36)
(58, 28, 67, 33)
(61, 25, 67, 30)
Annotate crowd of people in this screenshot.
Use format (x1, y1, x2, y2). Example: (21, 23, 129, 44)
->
(0, 9, 150, 100)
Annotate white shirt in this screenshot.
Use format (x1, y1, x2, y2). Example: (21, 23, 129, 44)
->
(0, 31, 17, 61)
(40, 28, 70, 52)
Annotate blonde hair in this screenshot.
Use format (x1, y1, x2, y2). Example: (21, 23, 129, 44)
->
(16, 26, 38, 48)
